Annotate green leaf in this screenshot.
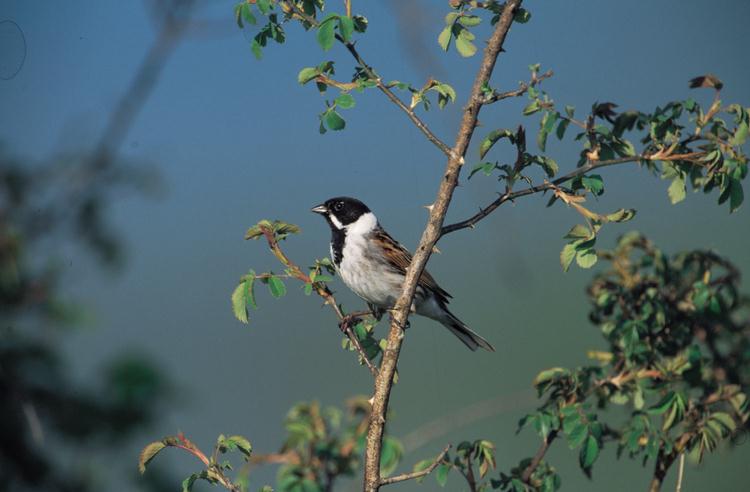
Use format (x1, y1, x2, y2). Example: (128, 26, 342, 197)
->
(560, 243, 576, 272)
(605, 208, 636, 222)
(538, 156, 558, 177)
(458, 15, 482, 27)
(267, 276, 286, 298)
(139, 441, 166, 474)
(256, 0, 271, 15)
(648, 391, 676, 415)
(297, 67, 319, 85)
(538, 111, 559, 152)
(556, 118, 570, 140)
(317, 17, 337, 51)
(455, 30, 477, 57)
(335, 93, 355, 109)
(437, 26, 451, 51)
(727, 178, 744, 213)
(579, 435, 600, 469)
(576, 249, 598, 268)
(523, 100, 541, 116)
(479, 129, 514, 159)
(668, 176, 686, 204)
(325, 110, 346, 131)
(435, 463, 450, 487)
(582, 175, 604, 196)
(469, 161, 496, 179)
(231, 281, 250, 323)
(251, 39, 263, 60)
(239, 4, 257, 27)
(567, 423, 588, 449)
(565, 224, 591, 239)
(225, 435, 253, 458)
(380, 437, 403, 476)
(514, 8, 532, 23)
(731, 120, 748, 146)
(339, 16, 354, 42)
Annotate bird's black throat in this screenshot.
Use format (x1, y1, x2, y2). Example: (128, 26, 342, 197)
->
(330, 227, 345, 266)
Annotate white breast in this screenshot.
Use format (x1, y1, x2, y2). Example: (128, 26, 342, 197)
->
(336, 213, 404, 309)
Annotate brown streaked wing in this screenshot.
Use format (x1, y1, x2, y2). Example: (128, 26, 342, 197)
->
(372, 228, 452, 301)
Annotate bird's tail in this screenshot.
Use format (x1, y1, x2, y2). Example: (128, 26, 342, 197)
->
(441, 311, 495, 352)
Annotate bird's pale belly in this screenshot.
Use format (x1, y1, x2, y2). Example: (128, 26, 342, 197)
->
(338, 258, 403, 308)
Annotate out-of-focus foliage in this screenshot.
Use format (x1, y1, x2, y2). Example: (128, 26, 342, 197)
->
(500, 233, 750, 491)
(140, 397, 405, 492)
(1, 145, 169, 491)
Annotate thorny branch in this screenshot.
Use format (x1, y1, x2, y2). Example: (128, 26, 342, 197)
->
(362, 2, 524, 491)
(282, 1, 453, 157)
(440, 147, 708, 236)
(257, 225, 379, 377)
(379, 445, 451, 486)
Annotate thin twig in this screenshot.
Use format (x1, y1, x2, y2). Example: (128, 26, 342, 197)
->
(441, 155, 643, 236)
(282, 1, 452, 157)
(259, 227, 378, 377)
(362, 2, 524, 491)
(482, 70, 554, 104)
(675, 452, 685, 492)
(379, 445, 451, 486)
(521, 430, 558, 483)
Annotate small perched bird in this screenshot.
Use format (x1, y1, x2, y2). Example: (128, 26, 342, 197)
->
(311, 197, 494, 352)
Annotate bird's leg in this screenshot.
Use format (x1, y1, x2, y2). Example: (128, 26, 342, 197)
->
(338, 309, 374, 333)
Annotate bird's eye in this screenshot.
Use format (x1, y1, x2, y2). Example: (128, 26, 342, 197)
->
(334, 201, 344, 211)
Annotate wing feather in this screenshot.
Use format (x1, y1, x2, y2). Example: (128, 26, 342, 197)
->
(371, 228, 452, 303)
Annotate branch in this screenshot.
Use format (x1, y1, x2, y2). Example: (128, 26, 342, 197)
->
(441, 155, 643, 235)
(362, 2, 524, 491)
(482, 69, 554, 104)
(259, 227, 379, 377)
(282, 1, 452, 156)
(521, 430, 558, 483)
(379, 445, 450, 486)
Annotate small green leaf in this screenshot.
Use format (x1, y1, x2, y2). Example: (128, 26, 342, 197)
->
(565, 224, 591, 239)
(514, 8, 532, 23)
(226, 435, 252, 458)
(267, 276, 286, 298)
(668, 176, 686, 204)
(335, 93, 355, 109)
(582, 175, 604, 196)
(435, 463, 450, 487)
(251, 39, 263, 60)
(605, 208, 636, 222)
(580, 435, 600, 469)
(458, 15, 482, 27)
(325, 110, 346, 131)
(556, 118, 570, 140)
(560, 243, 576, 272)
(576, 249, 598, 268)
(479, 129, 514, 159)
(297, 67, 319, 84)
(317, 16, 337, 51)
(256, 0, 271, 15)
(437, 26, 451, 51)
(139, 441, 166, 474)
(455, 30, 477, 57)
(232, 282, 249, 323)
(339, 16, 354, 42)
(523, 100, 541, 116)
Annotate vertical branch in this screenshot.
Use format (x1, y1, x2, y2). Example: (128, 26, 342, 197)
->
(361, 2, 523, 491)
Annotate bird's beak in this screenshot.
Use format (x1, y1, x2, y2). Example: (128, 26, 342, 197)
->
(311, 204, 328, 214)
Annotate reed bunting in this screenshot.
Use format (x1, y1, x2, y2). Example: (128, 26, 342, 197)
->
(311, 197, 494, 351)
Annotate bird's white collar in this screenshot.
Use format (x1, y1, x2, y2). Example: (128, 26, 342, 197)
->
(345, 211, 377, 236)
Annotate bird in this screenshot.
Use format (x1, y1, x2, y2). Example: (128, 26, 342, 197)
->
(311, 196, 495, 352)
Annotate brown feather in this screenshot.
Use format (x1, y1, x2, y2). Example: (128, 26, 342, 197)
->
(371, 228, 452, 303)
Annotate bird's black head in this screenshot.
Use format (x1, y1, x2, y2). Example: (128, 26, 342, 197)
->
(311, 196, 371, 230)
